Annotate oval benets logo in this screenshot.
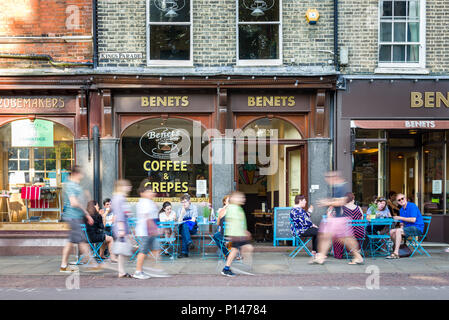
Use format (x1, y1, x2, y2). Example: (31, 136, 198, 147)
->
(139, 127, 191, 160)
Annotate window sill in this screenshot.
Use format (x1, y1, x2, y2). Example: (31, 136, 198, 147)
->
(374, 67, 430, 75)
(147, 61, 193, 67)
(236, 60, 283, 67)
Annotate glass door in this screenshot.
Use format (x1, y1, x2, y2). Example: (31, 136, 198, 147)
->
(286, 145, 304, 207)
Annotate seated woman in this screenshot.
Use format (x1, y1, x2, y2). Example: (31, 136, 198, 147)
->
(332, 192, 365, 259)
(290, 194, 318, 256)
(159, 202, 176, 236)
(366, 197, 391, 234)
(85, 200, 116, 262)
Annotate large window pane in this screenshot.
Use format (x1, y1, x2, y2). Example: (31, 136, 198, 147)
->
(379, 45, 392, 62)
(423, 135, 444, 215)
(380, 22, 392, 42)
(353, 141, 379, 208)
(408, 0, 419, 18)
(407, 45, 419, 62)
(239, 0, 279, 22)
(150, 0, 190, 23)
(150, 25, 190, 60)
(239, 24, 279, 60)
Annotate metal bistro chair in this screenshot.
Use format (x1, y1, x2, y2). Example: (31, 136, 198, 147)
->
(288, 216, 313, 258)
(75, 223, 105, 265)
(157, 220, 178, 261)
(367, 218, 394, 258)
(406, 216, 432, 257)
(343, 219, 369, 260)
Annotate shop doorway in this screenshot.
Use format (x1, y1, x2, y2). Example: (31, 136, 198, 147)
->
(389, 150, 419, 204)
(236, 117, 306, 236)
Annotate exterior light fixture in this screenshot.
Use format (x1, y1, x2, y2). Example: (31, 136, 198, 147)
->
(242, 0, 275, 17)
(154, 0, 186, 18)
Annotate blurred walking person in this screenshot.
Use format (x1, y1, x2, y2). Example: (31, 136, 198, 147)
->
(133, 185, 161, 279)
(111, 179, 133, 278)
(311, 171, 364, 265)
(60, 165, 102, 272)
(221, 191, 254, 277)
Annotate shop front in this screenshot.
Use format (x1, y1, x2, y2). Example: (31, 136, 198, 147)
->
(337, 78, 449, 242)
(112, 90, 216, 215)
(0, 93, 81, 227)
(229, 88, 333, 234)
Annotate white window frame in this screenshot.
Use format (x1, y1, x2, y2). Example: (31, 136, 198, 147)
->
(236, 0, 283, 66)
(377, 0, 426, 70)
(146, 0, 193, 67)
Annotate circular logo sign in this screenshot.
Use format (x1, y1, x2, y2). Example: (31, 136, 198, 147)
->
(139, 127, 191, 160)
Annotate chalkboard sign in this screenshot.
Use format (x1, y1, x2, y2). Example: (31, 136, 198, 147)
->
(273, 207, 295, 246)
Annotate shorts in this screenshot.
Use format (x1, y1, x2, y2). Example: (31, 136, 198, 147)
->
(404, 226, 423, 238)
(104, 226, 113, 237)
(228, 236, 250, 249)
(319, 217, 353, 239)
(67, 218, 87, 244)
(140, 236, 159, 254)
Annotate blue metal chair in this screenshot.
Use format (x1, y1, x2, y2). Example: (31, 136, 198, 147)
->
(75, 223, 105, 265)
(343, 219, 369, 260)
(288, 216, 313, 258)
(366, 218, 394, 258)
(406, 216, 432, 257)
(157, 220, 177, 261)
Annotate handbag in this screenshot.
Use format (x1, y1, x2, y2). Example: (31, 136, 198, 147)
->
(398, 243, 412, 258)
(112, 236, 133, 256)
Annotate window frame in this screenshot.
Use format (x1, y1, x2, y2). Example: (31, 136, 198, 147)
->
(146, 0, 194, 67)
(377, 0, 426, 69)
(236, 0, 283, 66)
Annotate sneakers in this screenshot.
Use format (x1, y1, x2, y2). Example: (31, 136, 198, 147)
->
(133, 271, 151, 280)
(60, 265, 79, 273)
(221, 268, 236, 277)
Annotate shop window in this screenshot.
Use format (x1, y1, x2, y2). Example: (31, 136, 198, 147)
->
(237, 0, 281, 65)
(147, 0, 192, 65)
(0, 120, 74, 190)
(121, 117, 209, 199)
(378, 0, 425, 68)
(242, 118, 301, 139)
(423, 132, 445, 214)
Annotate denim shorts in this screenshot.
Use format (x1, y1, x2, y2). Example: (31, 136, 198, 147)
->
(404, 226, 423, 237)
(67, 218, 87, 244)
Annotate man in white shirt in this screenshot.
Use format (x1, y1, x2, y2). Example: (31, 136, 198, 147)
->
(133, 185, 159, 280)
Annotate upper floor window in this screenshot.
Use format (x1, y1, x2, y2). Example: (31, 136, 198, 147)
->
(378, 0, 425, 68)
(237, 0, 282, 66)
(147, 0, 192, 66)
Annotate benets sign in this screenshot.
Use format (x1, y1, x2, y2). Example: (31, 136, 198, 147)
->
(410, 92, 449, 108)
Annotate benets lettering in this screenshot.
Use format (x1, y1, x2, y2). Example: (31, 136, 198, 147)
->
(405, 120, 436, 128)
(411, 92, 449, 108)
(141, 96, 189, 107)
(248, 96, 295, 107)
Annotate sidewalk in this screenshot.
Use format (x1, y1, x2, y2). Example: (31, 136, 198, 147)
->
(0, 243, 448, 277)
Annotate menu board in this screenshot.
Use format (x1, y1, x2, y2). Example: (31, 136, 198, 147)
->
(273, 207, 295, 246)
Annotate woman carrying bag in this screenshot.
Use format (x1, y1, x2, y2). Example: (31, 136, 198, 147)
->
(111, 179, 133, 278)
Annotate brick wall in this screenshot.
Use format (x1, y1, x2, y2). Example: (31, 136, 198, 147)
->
(338, 0, 449, 75)
(0, 0, 92, 68)
(97, 0, 336, 69)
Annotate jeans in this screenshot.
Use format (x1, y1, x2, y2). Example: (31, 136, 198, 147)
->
(300, 227, 319, 252)
(212, 231, 229, 257)
(179, 222, 197, 254)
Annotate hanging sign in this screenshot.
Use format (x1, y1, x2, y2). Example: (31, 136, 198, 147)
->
(11, 119, 54, 147)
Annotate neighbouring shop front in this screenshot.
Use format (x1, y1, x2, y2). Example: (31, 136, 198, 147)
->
(337, 78, 449, 242)
(0, 94, 79, 226)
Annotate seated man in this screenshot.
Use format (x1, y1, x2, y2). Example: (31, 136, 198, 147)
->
(387, 193, 424, 259)
(177, 194, 198, 258)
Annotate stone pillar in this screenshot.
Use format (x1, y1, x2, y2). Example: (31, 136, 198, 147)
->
(211, 138, 234, 214)
(100, 138, 120, 202)
(308, 138, 332, 225)
(75, 139, 93, 206)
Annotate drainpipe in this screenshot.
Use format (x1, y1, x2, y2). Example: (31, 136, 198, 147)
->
(92, 125, 100, 203)
(92, 0, 98, 68)
(334, 0, 340, 72)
